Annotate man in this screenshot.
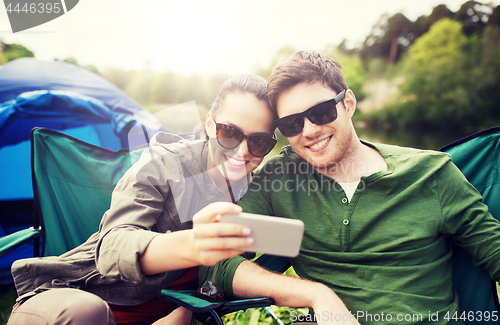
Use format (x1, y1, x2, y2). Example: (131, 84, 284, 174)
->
(207, 51, 500, 325)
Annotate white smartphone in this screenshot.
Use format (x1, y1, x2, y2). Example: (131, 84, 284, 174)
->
(220, 212, 304, 258)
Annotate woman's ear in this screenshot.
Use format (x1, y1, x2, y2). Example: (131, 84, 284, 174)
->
(205, 111, 214, 135)
(343, 89, 357, 119)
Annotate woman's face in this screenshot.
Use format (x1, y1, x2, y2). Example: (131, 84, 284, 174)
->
(206, 92, 276, 181)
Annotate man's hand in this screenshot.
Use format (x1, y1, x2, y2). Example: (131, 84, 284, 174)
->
(307, 283, 359, 325)
(232, 261, 359, 325)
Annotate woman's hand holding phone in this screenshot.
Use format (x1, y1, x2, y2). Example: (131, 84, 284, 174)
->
(191, 202, 254, 266)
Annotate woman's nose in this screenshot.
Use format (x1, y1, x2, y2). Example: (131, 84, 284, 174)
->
(234, 138, 250, 157)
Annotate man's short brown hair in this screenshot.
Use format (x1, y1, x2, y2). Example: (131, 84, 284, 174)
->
(267, 50, 348, 112)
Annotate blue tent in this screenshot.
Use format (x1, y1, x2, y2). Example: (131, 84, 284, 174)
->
(0, 58, 167, 284)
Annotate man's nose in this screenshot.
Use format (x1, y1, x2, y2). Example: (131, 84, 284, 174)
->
(301, 118, 322, 138)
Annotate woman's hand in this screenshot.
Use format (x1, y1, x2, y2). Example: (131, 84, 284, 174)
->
(190, 202, 253, 266)
(140, 202, 253, 275)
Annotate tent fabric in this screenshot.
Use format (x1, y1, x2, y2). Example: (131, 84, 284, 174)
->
(440, 126, 500, 323)
(0, 59, 167, 202)
(0, 90, 121, 148)
(0, 57, 144, 114)
(0, 58, 166, 283)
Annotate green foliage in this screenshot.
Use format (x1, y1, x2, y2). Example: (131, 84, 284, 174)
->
(103, 67, 132, 91)
(396, 19, 469, 127)
(151, 71, 185, 104)
(83, 64, 101, 76)
(62, 57, 79, 65)
(0, 286, 16, 325)
(257, 46, 297, 80)
(123, 70, 157, 105)
(101, 68, 227, 108)
(455, 1, 491, 36)
(221, 266, 307, 325)
(223, 305, 309, 325)
(0, 42, 34, 62)
(54, 57, 102, 76)
(259, 46, 367, 102)
(361, 13, 414, 63)
(0, 52, 7, 65)
(329, 52, 367, 101)
(359, 1, 496, 66)
(364, 14, 500, 132)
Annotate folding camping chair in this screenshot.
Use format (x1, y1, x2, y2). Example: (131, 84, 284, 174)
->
(2, 127, 278, 325)
(440, 126, 500, 324)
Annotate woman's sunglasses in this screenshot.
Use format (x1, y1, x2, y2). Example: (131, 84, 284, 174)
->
(277, 90, 346, 137)
(213, 116, 277, 157)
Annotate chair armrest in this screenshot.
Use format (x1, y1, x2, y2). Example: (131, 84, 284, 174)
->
(0, 227, 41, 257)
(158, 290, 223, 313)
(158, 289, 274, 314)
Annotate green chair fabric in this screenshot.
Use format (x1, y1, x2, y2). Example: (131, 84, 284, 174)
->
(0, 228, 41, 257)
(31, 127, 147, 256)
(440, 126, 500, 324)
(159, 289, 275, 314)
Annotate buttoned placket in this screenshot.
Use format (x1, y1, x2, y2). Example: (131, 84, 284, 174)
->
(340, 193, 351, 251)
(335, 181, 363, 252)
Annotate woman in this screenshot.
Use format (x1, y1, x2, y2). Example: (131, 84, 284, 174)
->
(7, 74, 278, 325)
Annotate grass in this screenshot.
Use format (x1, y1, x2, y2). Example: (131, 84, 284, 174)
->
(223, 305, 309, 325)
(221, 266, 308, 325)
(0, 285, 16, 325)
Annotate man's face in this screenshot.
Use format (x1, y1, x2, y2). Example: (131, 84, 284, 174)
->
(276, 81, 355, 173)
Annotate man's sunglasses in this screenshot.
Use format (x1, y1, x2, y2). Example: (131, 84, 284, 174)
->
(277, 90, 346, 137)
(213, 116, 277, 157)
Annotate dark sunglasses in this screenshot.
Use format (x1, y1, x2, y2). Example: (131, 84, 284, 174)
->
(277, 90, 346, 137)
(212, 116, 277, 157)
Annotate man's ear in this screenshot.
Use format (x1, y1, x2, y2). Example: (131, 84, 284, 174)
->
(343, 89, 357, 119)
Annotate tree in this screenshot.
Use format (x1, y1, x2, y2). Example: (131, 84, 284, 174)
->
(325, 48, 366, 101)
(400, 18, 468, 127)
(467, 24, 500, 123)
(0, 51, 7, 65)
(488, 5, 500, 28)
(257, 46, 297, 80)
(0, 41, 34, 62)
(62, 57, 78, 65)
(455, 1, 493, 36)
(360, 13, 413, 64)
(420, 4, 454, 32)
(178, 74, 209, 108)
(124, 70, 157, 105)
(151, 71, 184, 104)
(103, 68, 133, 91)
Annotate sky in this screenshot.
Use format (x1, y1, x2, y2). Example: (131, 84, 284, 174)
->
(1, 0, 499, 75)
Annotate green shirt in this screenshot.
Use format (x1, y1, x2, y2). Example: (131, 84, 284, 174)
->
(212, 141, 500, 324)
